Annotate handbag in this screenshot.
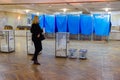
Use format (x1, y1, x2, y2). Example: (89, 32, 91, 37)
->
(40, 34, 45, 41)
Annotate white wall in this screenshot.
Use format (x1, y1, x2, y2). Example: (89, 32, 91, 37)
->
(0, 11, 27, 30)
(111, 14, 120, 26)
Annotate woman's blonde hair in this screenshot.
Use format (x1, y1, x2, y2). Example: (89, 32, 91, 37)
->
(32, 16, 39, 24)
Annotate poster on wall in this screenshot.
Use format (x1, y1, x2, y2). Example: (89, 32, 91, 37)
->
(55, 32, 67, 57)
(27, 14, 32, 25)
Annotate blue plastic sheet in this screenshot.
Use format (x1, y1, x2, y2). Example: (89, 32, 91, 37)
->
(68, 15, 80, 34)
(55, 15, 67, 32)
(93, 14, 110, 36)
(80, 14, 93, 35)
(44, 15, 55, 33)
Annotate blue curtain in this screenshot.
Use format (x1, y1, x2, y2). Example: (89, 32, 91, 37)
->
(39, 15, 44, 28)
(67, 14, 80, 34)
(44, 15, 55, 33)
(93, 14, 110, 36)
(55, 15, 67, 32)
(80, 14, 93, 35)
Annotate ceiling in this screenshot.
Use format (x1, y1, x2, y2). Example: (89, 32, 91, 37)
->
(0, 0, 120, 14)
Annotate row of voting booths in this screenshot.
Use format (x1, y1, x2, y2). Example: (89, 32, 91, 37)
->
(31, 14, 111, 40)
(27, 14, 111, 58)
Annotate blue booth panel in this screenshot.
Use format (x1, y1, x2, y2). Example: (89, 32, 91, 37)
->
(39, 15, 44, 28)
(44, 15, 55, 33)
(80, 14, 93, 35)
(68, 14, 80, 34)
(93, 14, 110, 36)
(55, 15, 67, 32)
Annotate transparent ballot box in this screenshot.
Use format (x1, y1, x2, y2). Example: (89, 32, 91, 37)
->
(55, 32, 68, 58)
(26, 31, 35, 54)
(68, 48, 77, 59)
(0, 30, 15, 52)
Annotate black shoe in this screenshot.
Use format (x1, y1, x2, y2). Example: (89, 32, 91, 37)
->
(39, 52, 42, 55)
(34, 62, 40, 65)
(31, 58, 34, 61)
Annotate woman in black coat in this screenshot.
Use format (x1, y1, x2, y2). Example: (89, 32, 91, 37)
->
(30, 16, 43, 65)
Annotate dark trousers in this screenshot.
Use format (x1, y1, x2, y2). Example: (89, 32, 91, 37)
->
(32, 38, 42, 61)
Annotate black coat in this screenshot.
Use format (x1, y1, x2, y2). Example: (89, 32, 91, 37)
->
(30, 23, 43, 41)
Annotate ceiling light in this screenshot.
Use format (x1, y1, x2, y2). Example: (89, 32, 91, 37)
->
(36, 12, 39, 15)
(25, 10, 30, 13)
(17, 16, 21, 20)
(104, 8, 111, 12)
(105, 8, 109, 12)
(60, 8, 69, 13)
(63, 8, 67, 12)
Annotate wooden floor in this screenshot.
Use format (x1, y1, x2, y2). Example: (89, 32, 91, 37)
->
(0, 37, 120, 80)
